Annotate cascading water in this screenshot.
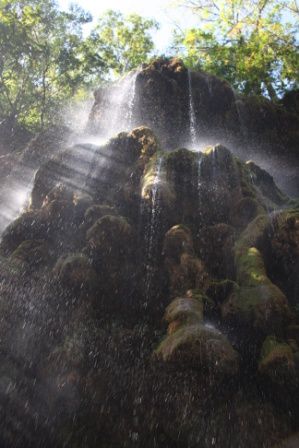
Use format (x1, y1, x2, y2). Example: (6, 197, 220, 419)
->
(1, 58, 298, 448)
(197, 153, 203, 193)
(232, 89, 248, 139)
(105, 71, 138, 138)
(0, 162, 35, 235)
(188, 69, 197, 147)
(126, 72, 138, 130)
(143, 156, 163, 307)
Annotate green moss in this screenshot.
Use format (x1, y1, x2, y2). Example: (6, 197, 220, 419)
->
(237, 247, 267, 286)
(10, 239, 48, 269)
(246, 160, 289, 208)
(188, 288, 215, 311)
(141, 152, 176, 207)
(86, 215, 132, 250)
(163, 224, 194, 260)
(222, 213, 291, 333)
(235, 214, 270, 258)
(165, 297, 203, 325)
(54, 252, 98, 292)
(164, 148, 197, 172)
(130, 126, 161, 158)
(154, 322, 239, 377)
(259, 335, 294, 374)
(260, 336, 288, 360)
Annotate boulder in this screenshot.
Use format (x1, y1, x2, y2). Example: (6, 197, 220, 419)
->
(223, 246, 291, 335)
(0, 210, 48, 255)
(264, 209, 299, 305)
(154, 322, 239, 378)
(86, 215, 134, 268)
(53, 253, 98, 294)
(81, 204, 118, 230)
(164, 296, 204, 334)
(163, 225, 194, 261)
(10, 239, 49, 270)
(259, 335, 299, 389)
(163, 225, 208, 298)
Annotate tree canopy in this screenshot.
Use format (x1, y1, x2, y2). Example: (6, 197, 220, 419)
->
(87, 10, 159, 77)
(0, 0, 298, 137)
(172, 0, 299, 99)
(0, 1, 158, 132)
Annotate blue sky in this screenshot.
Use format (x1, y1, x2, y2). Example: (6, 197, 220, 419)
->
(58, 0, 197, 52)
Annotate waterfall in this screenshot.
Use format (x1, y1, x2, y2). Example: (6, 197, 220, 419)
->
(0, 162, 35, 236)
(197, 153, 203, 193)
(144, 156, 163, 307)
(106, 71, 138, 137)
(188, 69, 197, 146)
(232, 89, 248, 139)
(126, 72, 137, 130)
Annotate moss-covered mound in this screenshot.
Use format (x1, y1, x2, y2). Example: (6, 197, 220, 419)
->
(0, 126, 298, 448)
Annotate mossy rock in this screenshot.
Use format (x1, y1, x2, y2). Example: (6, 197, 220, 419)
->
(196, 223, 236, 279)
(186, 288, 215, 314)
(86, 215, 134, 261)
(30, 148, 78, 208)
(223, 214, 292, 334)
(10, 239, 49, 270)
(165, 252, 208, 299)
(141, 153, 175, 209)
(53, 253, 98, 293)
(42, 199, 74, 230)
(246, 161, 289, 208)
(234, 214, 271, 258)
(154, 323, 239, 378)
(82, 204, 118, 229)
(223, 248, 291, 334)
(164, 296, 203, 333)
(259, 335, 298, 387)
(201, 144, 239, 187)
(164, 148, 197, 172)
(232, 196, 265, 228)
(0, 210, 48, 255)
(163, 224, 194, 261)
(42, 183, 74, 206)
(265, 209, 299, 305)
(72, 192, 93, 223)
(129, 126, 160, 159)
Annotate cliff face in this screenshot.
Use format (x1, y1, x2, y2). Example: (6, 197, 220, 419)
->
(89, 58, 299, 196)
(0, 119, 298, 447)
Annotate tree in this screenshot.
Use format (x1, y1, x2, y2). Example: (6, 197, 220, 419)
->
(172, 0, 299, 99)
(0, 3, 159, 134)
(0, 0, 99, 131)
(87, 10, 159, 77)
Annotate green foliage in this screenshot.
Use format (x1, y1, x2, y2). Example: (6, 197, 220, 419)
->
(0, 0, 97, 130)
(172, 0, 299, 98)
(0, 2, 158, 133)
(87, 10, 159, 76)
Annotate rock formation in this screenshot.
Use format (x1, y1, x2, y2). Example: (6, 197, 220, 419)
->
(0, 59, 298, 447)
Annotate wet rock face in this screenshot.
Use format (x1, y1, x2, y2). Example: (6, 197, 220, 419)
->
(88, 58, 299, 197)
(89, 58, 236, 149)
(0, 126, 298, 448)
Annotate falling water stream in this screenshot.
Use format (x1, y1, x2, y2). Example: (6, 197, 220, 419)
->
(188, 69, 197, 147)
(0, 162, 35, 235)
(144, 156, 163, 307)
(232, 89, 248, 139)
(107, 71, 138, 137)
